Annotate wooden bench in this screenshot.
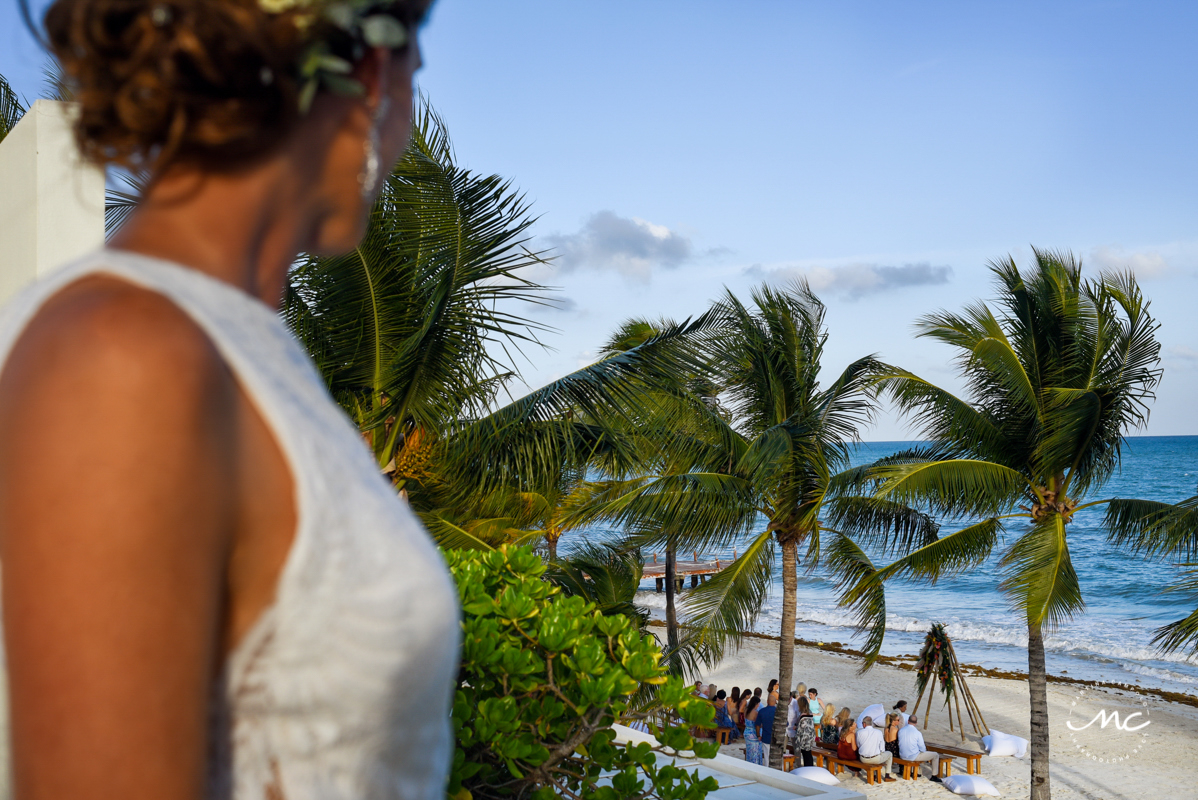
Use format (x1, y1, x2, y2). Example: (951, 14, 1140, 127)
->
(925, 742, 984, 775)
(893, 755, 953, 780)
(716, 727, 733, 745)
(782, 754, 795, 772)
(812, 747, 884, 785)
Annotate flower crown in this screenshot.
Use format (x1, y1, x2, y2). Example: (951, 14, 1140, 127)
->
(258, 0, 412, 112)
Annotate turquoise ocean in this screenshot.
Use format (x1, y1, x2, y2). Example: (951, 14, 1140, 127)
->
(625, 435, 1198, 697)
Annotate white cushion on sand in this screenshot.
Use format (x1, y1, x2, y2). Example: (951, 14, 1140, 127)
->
(791, 766, 840, 786)
(857, 703, 885, 728)
(942, 774, 1001, 796)
(983, 730, 1028, 758)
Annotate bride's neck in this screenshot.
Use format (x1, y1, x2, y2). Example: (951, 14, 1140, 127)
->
(110, 151, 327, 309)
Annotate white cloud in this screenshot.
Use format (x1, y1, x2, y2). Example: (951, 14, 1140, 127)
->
(1166, 345, 1198, 363)
(1088, 245, 1171, 279)
(745, 261, 952, 300)
(543, 211, 693, 282)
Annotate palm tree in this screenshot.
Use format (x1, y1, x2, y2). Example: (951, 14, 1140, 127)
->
(285, 101, 553, 478)
(285, 99, 719, 560)
(834, 250, 1161, 800)
(1, 72, 26, 145)
(572, 282, 885, 768)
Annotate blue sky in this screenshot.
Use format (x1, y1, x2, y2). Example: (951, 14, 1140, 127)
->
(4, 1, 1197, 439)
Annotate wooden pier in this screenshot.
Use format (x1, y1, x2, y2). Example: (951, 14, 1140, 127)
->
(641, 551, 735, 592)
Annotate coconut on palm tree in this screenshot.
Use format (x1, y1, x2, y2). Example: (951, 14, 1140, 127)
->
(833, 250, 1162, 800)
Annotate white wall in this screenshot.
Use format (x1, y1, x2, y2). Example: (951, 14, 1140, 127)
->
(0, 100, 105, 306)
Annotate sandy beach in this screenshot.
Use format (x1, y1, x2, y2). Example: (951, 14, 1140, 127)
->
(683, 630, 1198, 800)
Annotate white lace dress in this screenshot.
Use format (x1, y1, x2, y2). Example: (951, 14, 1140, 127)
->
(0, 250, 461, 800)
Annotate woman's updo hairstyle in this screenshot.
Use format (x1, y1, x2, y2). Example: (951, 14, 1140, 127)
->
(42, 0, 429, 171)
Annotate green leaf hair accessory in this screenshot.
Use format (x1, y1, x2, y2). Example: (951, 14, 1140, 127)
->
(259, 0, 411, 113)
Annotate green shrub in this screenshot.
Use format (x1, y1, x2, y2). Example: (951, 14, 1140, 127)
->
(445, 546, 720, 800)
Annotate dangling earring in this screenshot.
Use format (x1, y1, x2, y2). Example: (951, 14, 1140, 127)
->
(360, 97, 391, 200)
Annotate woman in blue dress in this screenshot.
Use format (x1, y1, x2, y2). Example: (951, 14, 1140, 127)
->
(743, 696, 765, 765)
(714, 690, 739, 740)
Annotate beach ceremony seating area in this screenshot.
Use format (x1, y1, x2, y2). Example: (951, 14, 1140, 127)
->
(691, 678, 987, 787)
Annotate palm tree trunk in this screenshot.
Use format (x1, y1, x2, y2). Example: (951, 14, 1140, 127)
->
(769, 535, 798, 769)
(664, 545, 680, 673)
(1028, 621, 1051, 800)
(546, 533, 559, 562)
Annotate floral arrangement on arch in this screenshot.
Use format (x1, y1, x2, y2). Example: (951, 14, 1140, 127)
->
(913, 622, 957, 702)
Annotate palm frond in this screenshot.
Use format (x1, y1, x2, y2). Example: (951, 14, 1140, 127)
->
(674, 530, 775, 670)
(443, 312, 722, 499)
(824, 534, 887, 670)
(0, 72, 28, 144)
(1105, 496, 1198, 561)
(566, 471, 759, 555)
(872, 459, 1031, 517)
(969, 336, 1041, 422)
(998, 515, 1084, 629)
(1150, 564, 1198, 656)
(1036, 387, 1101, 480)
(874, 369, 1005, 461)
(875, 517, 1003, 584)
(42, 60, 74, 102)
(822, 495, 940, 556)
(825, 519, 1002, 670)
(417, 512, 499, 551)
(105, 169, 149, 236)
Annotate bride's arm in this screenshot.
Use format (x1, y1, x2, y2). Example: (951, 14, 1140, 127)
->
(0, 279, 238, 800)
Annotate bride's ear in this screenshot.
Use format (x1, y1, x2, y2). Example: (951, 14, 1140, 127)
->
(356, 46, 393, 113)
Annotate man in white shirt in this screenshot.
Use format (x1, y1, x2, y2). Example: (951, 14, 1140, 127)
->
(897, 716, 941, 781)
(785, 691, 798, 745)
(855, 716, 897, 781)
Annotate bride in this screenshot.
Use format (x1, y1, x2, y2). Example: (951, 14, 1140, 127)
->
(0, 1, 458, 798)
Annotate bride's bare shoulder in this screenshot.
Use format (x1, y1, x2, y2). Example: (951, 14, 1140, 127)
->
(0, 272, 239, 486)
(0, 274, 231, 405)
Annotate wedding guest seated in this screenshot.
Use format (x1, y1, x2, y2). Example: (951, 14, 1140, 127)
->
(893, 700, 910, 724)
(897, 715, 941, 780)
(835, 707, 852, 735)
(883, 713, 901, 771)
(714, 690, 740, 741)
(837, 719, 858, 764)
(856, 716, 897, 781)
(820, 704, 840, 746)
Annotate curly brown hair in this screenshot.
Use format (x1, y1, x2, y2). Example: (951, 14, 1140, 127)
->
(41, 0, 429, 172)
